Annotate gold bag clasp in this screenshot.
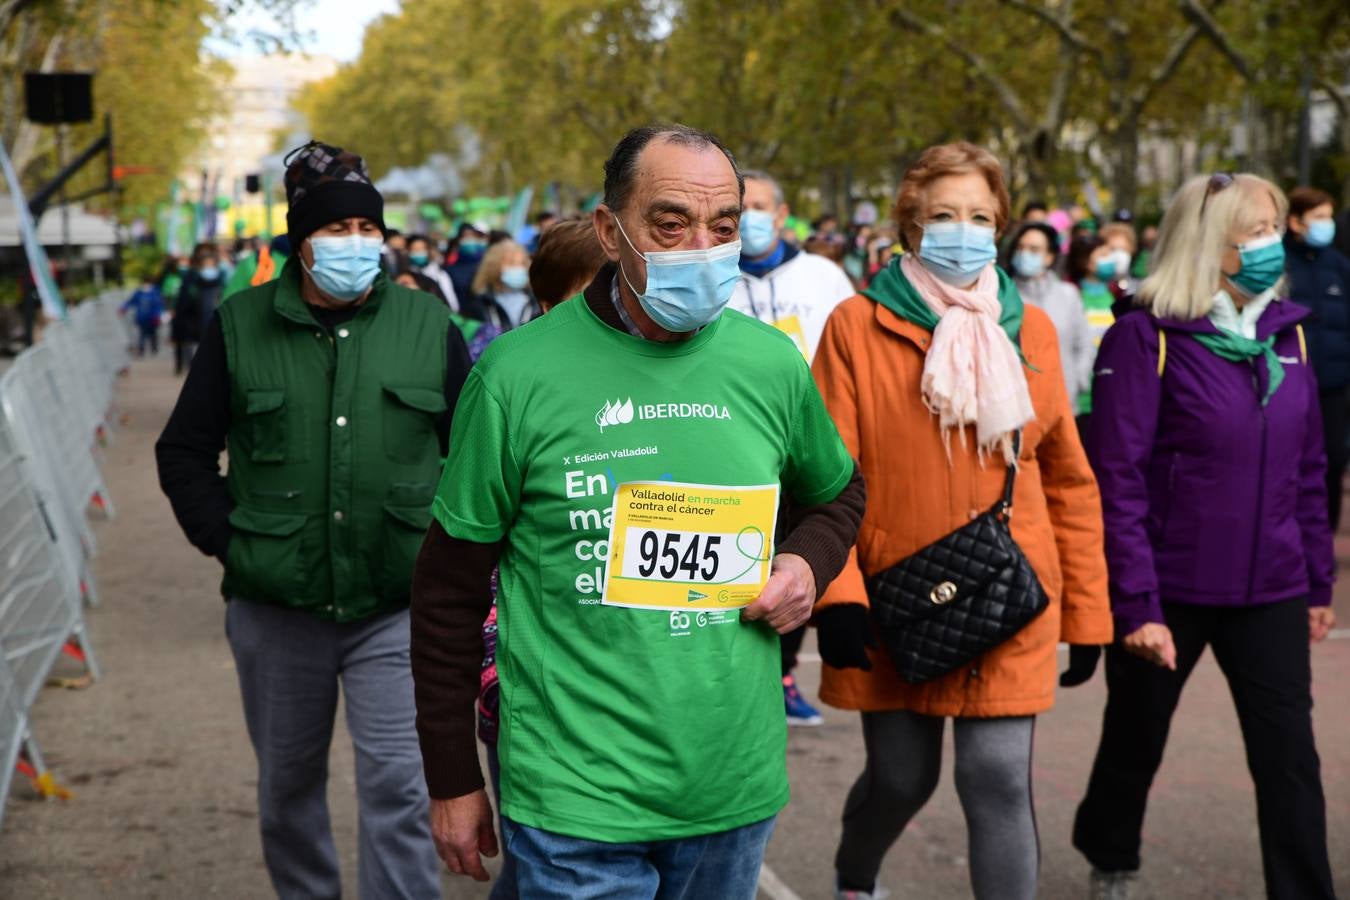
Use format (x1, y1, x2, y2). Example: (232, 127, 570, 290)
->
(930, 581, 958, 605)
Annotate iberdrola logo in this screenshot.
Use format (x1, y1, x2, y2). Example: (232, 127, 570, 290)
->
(596, 397, 634, 432)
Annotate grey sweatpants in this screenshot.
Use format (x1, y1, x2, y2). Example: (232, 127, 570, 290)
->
(835, 710, 1038, 899)
(226, 600, 441, 900)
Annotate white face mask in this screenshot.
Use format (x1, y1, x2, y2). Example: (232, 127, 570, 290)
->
(1107, 249, 1132, 277)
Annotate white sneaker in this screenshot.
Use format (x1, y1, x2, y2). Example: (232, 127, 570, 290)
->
(1089, 868, 1137, 900)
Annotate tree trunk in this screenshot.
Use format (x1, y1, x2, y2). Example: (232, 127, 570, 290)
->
(1023, 128, 1055, 204)
(1241, 97, 1279, 180)
(1109, 117, 1140, 215)
(1018, 152, 1049, 207)
(818, 167, 836, 217)
(1340, 107, 1350, 207)
(842, 163, 855, 223)
(1314, 80, 1350, 206)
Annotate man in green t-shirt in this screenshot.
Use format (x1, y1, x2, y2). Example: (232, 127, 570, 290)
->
(410, 124, 865, 898)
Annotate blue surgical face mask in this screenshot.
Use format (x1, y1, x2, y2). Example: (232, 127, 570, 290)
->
(501, 266, 530, 290)
(459, 239, 486, 258)
(1306, 218, 1336, 248)
(198, 266, 220, 281)
(739, 209, 778, 257)
(1094, 258, 1118, 281)
(1011, 249, 1046, 279)
(918, 222, 997, 285)
(304, 234, 384, 303)
(1230, 232, 1285, 297)
(409, 251, 430, 266)
(612, 214, 742, 332)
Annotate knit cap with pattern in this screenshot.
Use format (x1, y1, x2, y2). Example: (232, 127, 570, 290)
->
(282, 140, 387, 248)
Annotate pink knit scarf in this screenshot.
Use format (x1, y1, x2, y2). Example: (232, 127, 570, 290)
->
(902, 254, 1034, 465)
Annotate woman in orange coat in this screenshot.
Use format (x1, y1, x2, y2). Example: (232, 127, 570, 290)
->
(812, 143, 1113, 900)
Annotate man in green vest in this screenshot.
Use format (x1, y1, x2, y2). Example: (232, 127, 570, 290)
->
(155, 140, 471, 900)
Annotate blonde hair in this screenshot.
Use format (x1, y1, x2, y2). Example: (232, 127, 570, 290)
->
(1139, 173, 1288, 321)
(1098, 222, 1137, 253)
(471, 240, 527, 295)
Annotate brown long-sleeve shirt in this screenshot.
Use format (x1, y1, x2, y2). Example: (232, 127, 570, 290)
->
(410, 265, 865, 799)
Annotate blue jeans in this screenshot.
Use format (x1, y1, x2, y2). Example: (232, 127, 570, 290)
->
(500, 814, 776, 900)
(226, 600, 441, 900)
(485, 743, 519, 900)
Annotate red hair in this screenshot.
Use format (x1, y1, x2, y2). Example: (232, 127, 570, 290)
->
(894, 142, 1011, 253)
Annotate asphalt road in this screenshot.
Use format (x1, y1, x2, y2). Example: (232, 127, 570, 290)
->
(0, 356, 1346, 899)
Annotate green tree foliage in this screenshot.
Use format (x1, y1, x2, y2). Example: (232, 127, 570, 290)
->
(286, 0, 1350, 215)
(665, 2, 953, 209)
(301, 0, 667, 194)
(297, 5, 464, 179)
(75, 0, 220, 210)
(1, 0, 303, 214)
(1180, 0, 1350, 192)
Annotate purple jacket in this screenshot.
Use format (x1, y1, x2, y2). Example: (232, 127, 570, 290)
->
(1087, 299, 1335, 637)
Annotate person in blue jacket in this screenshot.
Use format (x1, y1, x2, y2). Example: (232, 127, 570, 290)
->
(120, 278, 165, 357)
(1286, 186, 1350, 529)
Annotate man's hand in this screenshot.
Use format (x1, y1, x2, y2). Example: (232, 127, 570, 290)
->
(1122, 623, 1177, 670)
(742, 553, 815, 633)
(430, 790, 498, 882)
(1310, 606, 1336, 643)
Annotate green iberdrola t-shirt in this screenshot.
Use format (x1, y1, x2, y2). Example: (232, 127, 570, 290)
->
(432, 295, 853, 842)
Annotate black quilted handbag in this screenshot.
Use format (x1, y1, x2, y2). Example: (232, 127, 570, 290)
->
(866, 436, 1049, 684)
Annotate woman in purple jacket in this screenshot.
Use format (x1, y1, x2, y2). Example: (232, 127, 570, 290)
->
(1072, 173, 1337, 900)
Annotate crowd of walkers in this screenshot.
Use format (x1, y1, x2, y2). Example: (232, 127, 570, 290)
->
(151, 126, 1346, 900)
(123, 215, 548, 382)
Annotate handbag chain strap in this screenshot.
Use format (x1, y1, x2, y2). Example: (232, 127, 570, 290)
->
(993, 431, 1023, 521)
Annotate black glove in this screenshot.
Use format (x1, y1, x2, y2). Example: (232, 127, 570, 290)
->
(815, 604, 875, 671)
(1059, 644, 1103, 687)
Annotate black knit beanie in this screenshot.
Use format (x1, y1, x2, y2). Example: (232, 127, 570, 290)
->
(283, 141, 387, 248)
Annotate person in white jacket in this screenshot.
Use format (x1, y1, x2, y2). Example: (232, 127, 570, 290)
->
(729, 169, 856, 728)
(731, 171, 856, 363)
(1006, 221, 1094, 404)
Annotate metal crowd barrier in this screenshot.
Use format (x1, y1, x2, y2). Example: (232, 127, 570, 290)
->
(0, 289, 129, 828)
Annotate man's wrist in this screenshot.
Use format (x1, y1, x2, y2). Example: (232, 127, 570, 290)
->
(419, 731, 486, 800)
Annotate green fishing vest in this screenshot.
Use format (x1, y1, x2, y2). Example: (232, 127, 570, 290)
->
(218, 260, 449, 621)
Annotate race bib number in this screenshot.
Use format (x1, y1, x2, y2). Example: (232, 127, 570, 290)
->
(601, 481, 780, 611)
(772, 314, 809, 358)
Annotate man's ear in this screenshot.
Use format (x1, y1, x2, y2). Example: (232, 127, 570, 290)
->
(593, 206, 622, 262)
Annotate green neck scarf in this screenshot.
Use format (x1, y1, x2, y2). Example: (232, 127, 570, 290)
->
(1196, 289, 1284, 406)
(862, 257, 1025, 349)
(1194, 331, 1284, 406)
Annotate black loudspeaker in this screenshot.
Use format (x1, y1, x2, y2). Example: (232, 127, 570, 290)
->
(245, 173, 262, 193)
(24, 72, 94, 124)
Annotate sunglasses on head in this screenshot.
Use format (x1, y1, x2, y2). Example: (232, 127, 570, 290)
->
(1199, 172, 1235, 219)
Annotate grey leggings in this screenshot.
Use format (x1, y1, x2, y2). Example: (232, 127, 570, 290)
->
(835, 710, 1039, 899)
